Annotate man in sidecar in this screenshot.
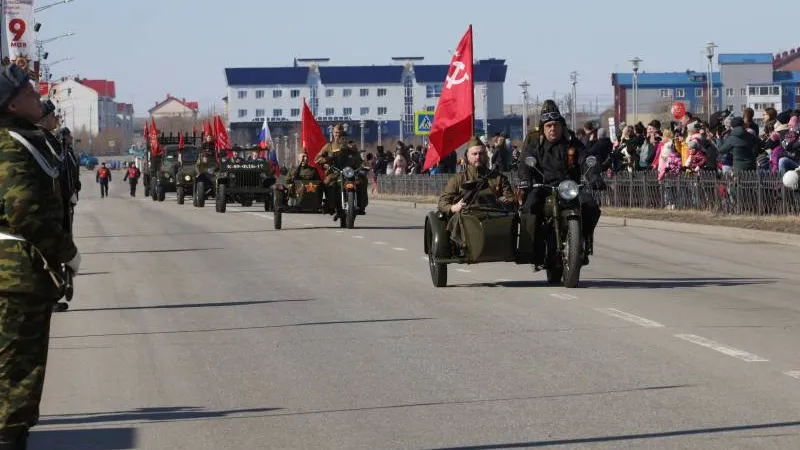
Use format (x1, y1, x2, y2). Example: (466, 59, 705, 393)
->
(437, 136, 515, 255)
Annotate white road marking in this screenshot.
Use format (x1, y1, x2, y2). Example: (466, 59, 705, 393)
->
(373, 241, 387, 245)
(595, 308, 665, 328)
(495, 279, 511, 283)
(784, 371, 800, 380)
(456, 269, 471, 273)
(674, 334, 769, 362)
(304, 223, 314, 227)
(421, 256, 429, 261)
(246, 212, 272, 219)
(335, 230, 345, 233)
(392, 247, 407, 251)
(352, 235, 364, 239)
(551, 293, 578, 300)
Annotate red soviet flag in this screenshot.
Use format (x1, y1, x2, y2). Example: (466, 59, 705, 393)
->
(423, 25, 474, 171)
(301, 98, 326, 179)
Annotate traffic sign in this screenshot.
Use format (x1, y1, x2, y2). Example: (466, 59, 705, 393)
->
(414, 111, 435, 135)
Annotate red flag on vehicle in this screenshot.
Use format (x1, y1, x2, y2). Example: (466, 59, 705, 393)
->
(423, 25, 475, 171)
(149, 118, 161, 156)
(213, 115, 233, 159)
(178, 133, 185, 150)
(301, 98, 326, 179)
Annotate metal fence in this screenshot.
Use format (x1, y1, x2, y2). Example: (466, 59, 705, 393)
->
(375, 170, 800, 216)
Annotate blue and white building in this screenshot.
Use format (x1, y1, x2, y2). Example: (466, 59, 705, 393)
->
(223, 57, 508, 146)
(612, 52, 800, 126)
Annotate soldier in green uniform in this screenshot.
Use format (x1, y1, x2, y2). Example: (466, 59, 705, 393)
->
(0, 64, 80, 449)
(194, 151, 218, 197)
(438, 136, 515, 250)
(314, 124, 369, 218)
(287, 151, 321, 202)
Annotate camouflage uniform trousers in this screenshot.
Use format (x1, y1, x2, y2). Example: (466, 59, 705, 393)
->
(0, 295, 53, 441)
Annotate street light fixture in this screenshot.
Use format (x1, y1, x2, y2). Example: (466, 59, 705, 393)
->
(629, 57, 642, 123)
(35, 0, 75, 13)
(40, 31, 75, 44)
(705, 41, 717, 122)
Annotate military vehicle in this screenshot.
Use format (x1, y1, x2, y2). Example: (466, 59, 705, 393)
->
(214, 150, 278, 213)
(173, 135, 202, 205)
(144, 133, 181, 202)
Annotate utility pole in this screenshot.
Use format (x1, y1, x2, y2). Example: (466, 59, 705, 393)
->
(359, 118, 365, 151)
(519, 80, 530, 138)
(569, 71, 578, 131)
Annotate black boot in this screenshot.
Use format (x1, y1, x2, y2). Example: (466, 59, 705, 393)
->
(0, 431, 28, 450)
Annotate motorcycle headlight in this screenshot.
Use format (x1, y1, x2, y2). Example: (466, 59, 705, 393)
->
(557, 180, 579, 201)
(342, 167, 355, 178)
(184, 175, 191, 182)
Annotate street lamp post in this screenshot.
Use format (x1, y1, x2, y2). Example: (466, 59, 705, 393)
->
(294, 132, 299, 154)
(705, 42, 717, 122)
(629, 57, 642, 124)
(282, 135, 288, 164)
(519, 80, 530, 138)
(359, 118, 365, 151)
(569, 72, 578, 131)
(399, 115, 404, 142)
(377, 121, 383, 147)
(481, 84, 488, 136)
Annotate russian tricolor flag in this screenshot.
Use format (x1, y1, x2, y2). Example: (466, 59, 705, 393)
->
(258, 118, 272, 150)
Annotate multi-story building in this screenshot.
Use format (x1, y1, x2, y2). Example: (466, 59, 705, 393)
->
(148, 94, 199, 119)
(224, 57, 508, 146)
(612, 50, 800, 127)
(116, 102, 134, 148)
(611, 71, 722, 126)
(50, 78, 117, 136)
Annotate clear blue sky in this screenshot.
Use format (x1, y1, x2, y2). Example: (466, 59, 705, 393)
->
(44, 0, 793, 116)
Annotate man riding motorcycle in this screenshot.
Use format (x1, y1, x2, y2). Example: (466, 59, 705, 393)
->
(517, 100, 603, 268)
(315, 123, 368, 219)
(438, 136, 514, 251)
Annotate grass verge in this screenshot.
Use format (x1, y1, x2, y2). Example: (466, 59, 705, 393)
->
(372, 194, 800, 234)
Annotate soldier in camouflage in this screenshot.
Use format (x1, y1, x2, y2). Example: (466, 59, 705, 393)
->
(0, 65, 81, 449)
(438, 136, 515, 249)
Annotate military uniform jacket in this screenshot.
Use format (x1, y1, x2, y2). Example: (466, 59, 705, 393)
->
(438, 165, 514, 214)
(316, 143, 363, 172)
(0, 115, 77, 299)
(288, 165, 320, 182)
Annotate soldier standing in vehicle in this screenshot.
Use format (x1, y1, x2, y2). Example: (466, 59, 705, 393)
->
(96, 162, 111, 198)
(0, 64, 81, 450)
(122, 161, 141, 197)
(438, 136, 514, 250)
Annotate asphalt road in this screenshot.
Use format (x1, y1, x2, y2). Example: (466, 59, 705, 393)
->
(30, 171, 800, 449)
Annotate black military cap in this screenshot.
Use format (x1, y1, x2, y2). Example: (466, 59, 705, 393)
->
(0, 64, 30, 111)
(40, 99, 56, 119)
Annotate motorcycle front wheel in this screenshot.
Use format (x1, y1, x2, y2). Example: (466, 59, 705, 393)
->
(562, 218, 583, 288)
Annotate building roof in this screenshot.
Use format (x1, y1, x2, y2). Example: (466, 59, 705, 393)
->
(78, 79, 116, 98)
(774, 47, 800, 69)
(225, 67, 309, 86)
(773, 71, 800, 83)
(718, 53, 773, 65)
(414, 59, 508, 83)
(612, 72, 722, 87)
(148, 95, 199, 114)
(225, 58, 508, 87)
(318, 65, 404, 84)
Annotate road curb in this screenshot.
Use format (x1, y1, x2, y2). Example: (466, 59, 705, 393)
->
(371, 199, 798, 247)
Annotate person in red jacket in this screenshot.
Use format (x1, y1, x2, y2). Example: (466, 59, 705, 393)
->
(122, 162, 140, 197)
(96, 162, 111, 198)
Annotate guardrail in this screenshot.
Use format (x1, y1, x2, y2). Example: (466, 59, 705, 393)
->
(374, 170, 800, 216)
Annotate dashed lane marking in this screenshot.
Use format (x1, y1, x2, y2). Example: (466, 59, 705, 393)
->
(373, 241, 387, 245)
(456, 269, 471, 273)
(674, 334, 769, 362)
(595, 308, 665, 328)
(550, 293, 578, 300)
(784, 371, 800, 380)
(352, 235, 364, 239)
(392, 247, 407, 251)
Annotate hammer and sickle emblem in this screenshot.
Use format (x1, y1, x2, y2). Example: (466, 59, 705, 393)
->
(445, 61, 470, 89)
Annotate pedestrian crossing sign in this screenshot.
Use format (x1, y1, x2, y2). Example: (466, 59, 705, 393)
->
(414, 111, 435, 135)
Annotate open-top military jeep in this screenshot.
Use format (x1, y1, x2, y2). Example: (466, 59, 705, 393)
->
(214, 156, 277, 213)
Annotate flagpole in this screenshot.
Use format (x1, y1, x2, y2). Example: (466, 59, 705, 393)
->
(469, 24, 475, 138)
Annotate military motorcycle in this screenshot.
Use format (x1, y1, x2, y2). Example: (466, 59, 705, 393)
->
(423, 156, 597, 288)
(272, 168, 326, 230)
(328, 165, 367, 229)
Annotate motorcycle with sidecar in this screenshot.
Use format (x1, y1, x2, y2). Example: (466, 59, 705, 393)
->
(423, 156, 597, 288)
(272, 167, 327, 230)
